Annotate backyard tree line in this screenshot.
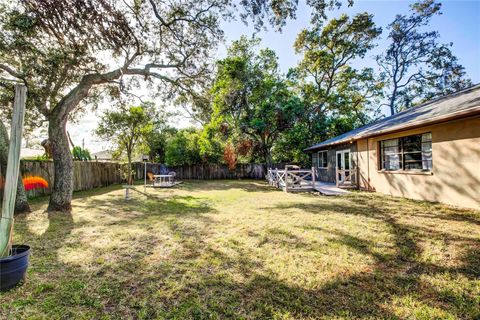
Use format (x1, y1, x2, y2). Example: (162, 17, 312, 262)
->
(0, 0, 472, 212)
(124, 0, 471, 168)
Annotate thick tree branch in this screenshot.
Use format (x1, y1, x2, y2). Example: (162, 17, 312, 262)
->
(0, 64, 24, 80)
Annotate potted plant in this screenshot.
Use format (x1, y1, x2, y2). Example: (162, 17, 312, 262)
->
(0, 84, 30, 290)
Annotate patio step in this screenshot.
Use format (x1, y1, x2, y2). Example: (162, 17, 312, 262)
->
(313, 183, 350, 196)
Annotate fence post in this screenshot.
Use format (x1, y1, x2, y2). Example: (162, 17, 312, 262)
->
(274, 168, 277, 187)
(0, 85, 26, 257)
(284, 166, 288, 193)
(312, 166, 316, 189)
(335, 167, 339, 187)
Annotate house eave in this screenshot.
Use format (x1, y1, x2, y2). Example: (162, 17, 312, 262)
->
(304, 138, 355, 152)
(305, 106, 480, 152)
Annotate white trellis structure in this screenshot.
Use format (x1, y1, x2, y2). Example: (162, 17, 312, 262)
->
(335, 167, 357, 188)
(267, 165, 316, 192)
(267, 165, 349, 196)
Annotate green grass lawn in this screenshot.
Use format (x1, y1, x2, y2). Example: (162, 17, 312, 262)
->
(1, 180, 479, 319)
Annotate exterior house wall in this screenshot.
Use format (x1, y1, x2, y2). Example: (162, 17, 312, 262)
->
(357, 115, 480, 209)
(312, 142, 357, 183)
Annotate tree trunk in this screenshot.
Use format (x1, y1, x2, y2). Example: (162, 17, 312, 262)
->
(13, 178, 30, 214)
(47, 116, 73, 212)
(127, 155, 133, 185)
(389, 70, 399, 115)
(389, 91, 397, 116)
(0, 120, 31, 214)
(263, 144, 272, 168)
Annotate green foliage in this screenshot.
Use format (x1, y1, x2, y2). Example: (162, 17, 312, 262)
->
(96, 103, 157, 161)
(96, 103, 158, 182)
(238, 0, 351, 31)
(72, 146, 91, 161)
(272, 122, 311, 165)
(210, 36, 296, 165)
(198, 127, 224, 164)
(293, 12, 382, 118)
(160, 124, 224, 167)
(144, 127, 176, 163)
(34, 154, 50, 161)
(164, 129, 203, 166)
(204, 13, 385, 166)
(199, 2, 471, 166)
(277, 12, 383, 160)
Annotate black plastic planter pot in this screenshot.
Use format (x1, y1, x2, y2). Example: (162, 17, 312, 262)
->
(0, 245, 30, 291)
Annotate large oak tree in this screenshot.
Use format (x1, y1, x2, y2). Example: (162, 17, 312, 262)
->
(0, 0, 346, 211)
(0, 0, 349, 212)
(0, 0, 227, 212)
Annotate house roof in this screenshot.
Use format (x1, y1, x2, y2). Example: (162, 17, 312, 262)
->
(20, 148, 45, 158)
(91, 150, 114, 160)
(305, 84, 480, 152)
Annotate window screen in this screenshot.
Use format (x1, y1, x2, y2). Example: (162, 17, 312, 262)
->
(380, 133, 432, 171)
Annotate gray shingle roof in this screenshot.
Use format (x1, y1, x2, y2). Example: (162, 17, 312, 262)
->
(305, 84, 480, 151)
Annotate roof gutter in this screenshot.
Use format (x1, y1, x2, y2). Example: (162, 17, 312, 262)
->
(305, 106, 480, 151)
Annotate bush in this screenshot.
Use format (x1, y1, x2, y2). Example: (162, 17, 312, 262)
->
(72, 146, 92, 161)
(164, 129, 201, 166)
(223, 143, 237, 170)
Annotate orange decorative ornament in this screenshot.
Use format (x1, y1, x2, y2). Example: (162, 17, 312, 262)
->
(22, 176, 49, 191)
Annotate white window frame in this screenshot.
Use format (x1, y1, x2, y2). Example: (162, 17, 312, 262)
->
(379, 132, 432, 172)
(317, 150, 328, 169)
(336, 149, 352, 183)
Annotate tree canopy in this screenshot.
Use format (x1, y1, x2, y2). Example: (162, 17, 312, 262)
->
(272, 12, 383, 163)
(121, 1, 473, 167)
(209, 37, 297, 165)
(0, 0, 357, 211)
(96, 103, 157, 183)
(0, 0, 229, 210)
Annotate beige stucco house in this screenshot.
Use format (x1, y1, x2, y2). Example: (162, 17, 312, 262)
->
(306, 85, 480, 210)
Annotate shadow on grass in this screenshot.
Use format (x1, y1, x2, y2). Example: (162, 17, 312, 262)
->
(27, 184, 124, 206)
(0, 210, 91, 318)
(155, 194, 480, 319)
(177, 179, 273, 193)
(2, 190, 220, 318)
(253, 197, 480, 318)
(81, 193, 216, 226)
(3, 183, 479, 319)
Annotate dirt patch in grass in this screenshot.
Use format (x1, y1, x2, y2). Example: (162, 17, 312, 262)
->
(1, 180, 479, 319)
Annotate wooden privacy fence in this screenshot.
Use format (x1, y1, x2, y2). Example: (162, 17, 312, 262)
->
(0, 161, 282, 199)
(134, 163, 269, 180)
(19, 160, 124, 197)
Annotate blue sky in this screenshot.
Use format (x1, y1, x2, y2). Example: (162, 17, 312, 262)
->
(68, 0, 480, 153)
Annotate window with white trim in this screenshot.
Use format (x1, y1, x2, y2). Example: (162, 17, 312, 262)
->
(317, 151, 328, 169)
(380, 132, 432, 171)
